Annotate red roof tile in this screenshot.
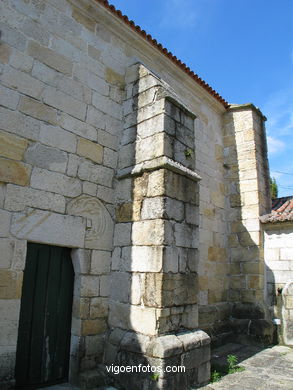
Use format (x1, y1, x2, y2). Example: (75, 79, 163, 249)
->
(95, 0, 229, 108)
(260, 196, 293, 223)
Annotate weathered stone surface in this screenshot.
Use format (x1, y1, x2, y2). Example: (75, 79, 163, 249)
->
(0, 210, 11, 237)
(1, 66, 43, 99)
(122, 246, 163, 272)
(0, 85, 20, 110)
(10, 208, 85, 247)
(27, 40, 73, 75)
(0, 106, 40, 141)
(0, 23, 26, 51)
(0, 157, 31, 186)
(0, 43, 11, 64)
(80, 275, 100, 297)
(0, 239, 15, 269)
(10, 49, 34, 73)
(67, 195, 114, 251)
(24, 143, 68, 173)
(0, 130, 28, 161)
(78, 160, 114, 187)
(0, 270, 22, 299)
(31, 167, 81, 197)
(43, 86, 86, 121)
(19, 96, 57, 125)
(59, 113, 97, 141)
(114, 223, 132, 247)
(39, 124, 77, 153)
(132, 220, 167, 246)
(129, 306, 157, 335)
(146, 334, 183, 358)
(91, 250, 111, 274)
(141, 197, 164, 220)
(77, 138, 103, 164)
(110, 272, 130, 303)
(5, 184, 66, 213)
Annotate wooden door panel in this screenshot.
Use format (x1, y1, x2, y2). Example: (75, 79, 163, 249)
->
(15, 243, 74, 389)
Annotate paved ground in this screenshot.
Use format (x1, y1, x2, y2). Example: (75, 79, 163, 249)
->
(40, 344, 293, 390)
(199, 343, 293, 390)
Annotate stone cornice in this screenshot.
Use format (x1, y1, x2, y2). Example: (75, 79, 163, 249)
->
(117, 156, 202, 182)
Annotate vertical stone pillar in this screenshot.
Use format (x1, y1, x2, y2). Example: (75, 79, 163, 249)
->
(106, 64, 210, 389)
(224, 104, 273, 343)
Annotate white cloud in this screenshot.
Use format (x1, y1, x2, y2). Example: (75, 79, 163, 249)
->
(267, 136, 286, 155)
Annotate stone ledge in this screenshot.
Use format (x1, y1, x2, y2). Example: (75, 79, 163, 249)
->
(117, 156, 201, 182)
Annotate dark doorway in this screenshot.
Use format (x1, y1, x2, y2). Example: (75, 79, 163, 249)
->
(15, 243, 74, 389)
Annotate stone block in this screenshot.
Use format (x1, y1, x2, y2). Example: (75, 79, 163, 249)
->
(110, 272, 130, 303)
(136, 133, 167, 163)
(141, 197, 165, 220)
(78, 160, 114, 187)
(98, 129, 118, 150)
(103, 147, 118, 168)
(132, 220, 168, 246)
(72, 297, 89, 319)
(83, 181, 97, 196)
(181, 345, 210, 369)
(72, 7, 96, 31)
(100, 275, 110, 297)
(9, 49, 34, 73)
(39, 123, 77, 153)
(174, 223, 198, 248)
(19, 96, 57, 125)
(80, 275, 100, 297)
(43, 86, 86, 121)
(0, 106, 40, 142)
(0, 43, 11, 64)
(1, 66, 43, 99)
(77, 138, 103, 164)
(71, 248, 91, 274)
(113, 223, 132, 246)
(24, 143, 68, 173)
(4, 184, 66, 213)
(0, 157, 31, 186)
(27, 40, 73, 75)
(91, 250, 111, 274)
(59, 113, 97, 141)
(0, 130, 28, 161)
(11, 208, 85, 247)
(146, 335, 183, 358)
(0, 270, 22, 299)
(31, 167, 81, 197)
(97, 185, 114, 204)
(108, 302, 130, 330)
(130, 306, 157, 335)
(105, 67, 124, 86)
(0, 209, 11, 237)
(0, 22, 26, 51)
(82, 319, 107, 335)
(0, 85, 20, 110)
(90, 297, 108, 318)
(0, 238, 15, 269)
(122, 246, 163, 272)
(73, 65, 108, 94)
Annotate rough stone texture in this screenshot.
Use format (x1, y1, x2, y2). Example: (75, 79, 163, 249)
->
(10, 208, 85, 247)
(0, 130, 28, 161)
(0, 2, 277, 390)
(0, 157, 31, 186)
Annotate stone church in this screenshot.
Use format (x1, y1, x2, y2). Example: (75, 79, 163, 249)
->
(0, 0, 290, 389)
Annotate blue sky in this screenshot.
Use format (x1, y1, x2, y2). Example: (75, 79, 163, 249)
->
(109, 0, 293, 197)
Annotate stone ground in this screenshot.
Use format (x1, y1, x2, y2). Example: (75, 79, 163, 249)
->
(199, 343, 293, 390)
(40, 344, 293, 390)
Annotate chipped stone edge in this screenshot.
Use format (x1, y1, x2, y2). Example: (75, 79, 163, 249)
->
(117, 156, 202, 182)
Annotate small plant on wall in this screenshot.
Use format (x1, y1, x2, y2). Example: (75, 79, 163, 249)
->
(184, 148, 193, 158)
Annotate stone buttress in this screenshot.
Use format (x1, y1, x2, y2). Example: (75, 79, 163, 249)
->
(105, 64, 211, 389)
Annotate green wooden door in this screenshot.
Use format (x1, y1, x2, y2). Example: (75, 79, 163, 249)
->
(15, 243, 74, 389)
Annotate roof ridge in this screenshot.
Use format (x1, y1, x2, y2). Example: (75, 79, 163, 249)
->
(95, 0, 229, 108)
